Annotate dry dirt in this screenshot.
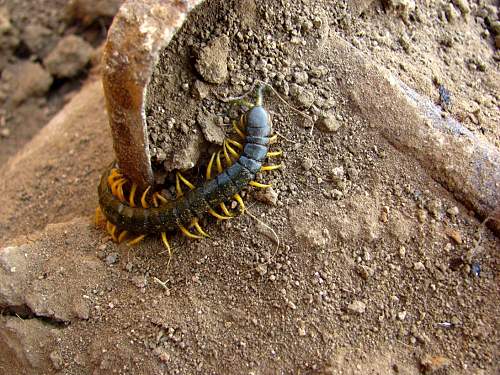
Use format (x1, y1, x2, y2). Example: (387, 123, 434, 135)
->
(0, 1, 499, 375)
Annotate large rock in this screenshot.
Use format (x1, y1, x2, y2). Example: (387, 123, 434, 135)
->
(44, 35, 94, 78)
(65, 0, 124, 25)
(22, 24, 58, 59)
(0, 7, 20, 70)
(195, 35, 230, 84)
(0, 79, 111, 243)
(1, 61, 53, 106)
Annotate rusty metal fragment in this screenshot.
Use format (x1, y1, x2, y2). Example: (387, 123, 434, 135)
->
(102, 0, 205, 189)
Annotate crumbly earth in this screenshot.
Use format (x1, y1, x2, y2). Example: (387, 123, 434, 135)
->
(1, 1, 499, 374)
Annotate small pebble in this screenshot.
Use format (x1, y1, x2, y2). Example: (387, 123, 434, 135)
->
(296, 90, 314, 108)
(347, 300, 366, 314)
(293, 71, 308, 84)
(414, 261, 425, 271)
(256, 263, 267, 276)
(131, 275, 147, 288)
(302, 158, 313, 171)
(420, 354, 450, 373)
(470, 262, 481, 277)
(317, 111, 341, 133)
(444, 227, 462, 244)
(105, 252, 119, 265)
(0, 127, 10, 137)
(254, 187, 278, 206)
(398, 311, 407, 321)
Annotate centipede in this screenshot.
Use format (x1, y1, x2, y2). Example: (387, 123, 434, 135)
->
(96, 86, 282, 252)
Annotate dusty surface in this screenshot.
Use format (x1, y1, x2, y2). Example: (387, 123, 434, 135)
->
(1, 1, 499, 374)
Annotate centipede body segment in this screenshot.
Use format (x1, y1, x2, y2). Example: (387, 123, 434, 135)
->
(97, 87, 281, 248)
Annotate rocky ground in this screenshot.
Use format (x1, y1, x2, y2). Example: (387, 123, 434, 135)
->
(0, 0, 499, 374)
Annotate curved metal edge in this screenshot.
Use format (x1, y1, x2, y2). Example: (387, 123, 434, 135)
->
(102, 0, 205, 189)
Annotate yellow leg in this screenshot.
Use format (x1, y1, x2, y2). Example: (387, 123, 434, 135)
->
(261, 164, 282, 171)
(95, 206, 102, 226)
(208, 208, 232, 220)
(232, 120, 245, 138)
(118, 230, 128, 243)
(234, 193, 245, 213)
(141, 186, 151, 209)
(108, 169, 122, 187)
(153, 191, 167, 207)
(175, 173, 183, 197)
(129, 183, 137, 208)
(178, 224, 203, 239)
(227, 138, 243, 150)
(269, 134, 278, 144)
(177, 172, 195, 190)
(223, 141, 233, 166)
(266, 150, 283, 158)
(161, 232, 171, 257)
(220, 202, 234, 217)
(216, 151, 223, 173)
(206, 152, 216, 180)
(128, 234, 146, 246)
(106, 221, 118, 242)
(111, 178, 124, 197)
(249, 181, 272, 188)
(191, 218, 210, 238)
(118, 179, 128, 202)
(225, 140, 240, 158)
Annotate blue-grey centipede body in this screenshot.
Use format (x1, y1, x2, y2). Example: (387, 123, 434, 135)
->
(98, 97, 273, 236)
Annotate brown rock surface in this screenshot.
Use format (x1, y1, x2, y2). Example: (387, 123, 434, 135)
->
(0, 1, 498, 374)
(44, 35, 94, 78)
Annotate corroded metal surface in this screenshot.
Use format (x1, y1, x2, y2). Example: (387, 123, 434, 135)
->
(102, 0, 205, 189)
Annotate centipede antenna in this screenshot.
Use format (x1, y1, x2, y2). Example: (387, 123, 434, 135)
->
(254, 79, 314, 128)
(261, 164, 282, 171)
(178, 224, 203, 239)
(220, 202, 234, 217)
(249, 181, 272, 189)
(256, 84, 264, 106)
(233, 193, 245, 213)
(267, 150, 283, 158)
(206, 152, 216, 180)
(128, 234, 146, 246)
(129, 183, 137, 208)
(208, 208, 232, 220)
(232, 120, 245, 138)
(118, 230, 128, 243)
(245, 209, 280, 275)
(141, 186, 151, 208)
(191, 218, 210, 238)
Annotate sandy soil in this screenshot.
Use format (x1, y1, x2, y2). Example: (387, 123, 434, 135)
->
(0, 1, 498, 374)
